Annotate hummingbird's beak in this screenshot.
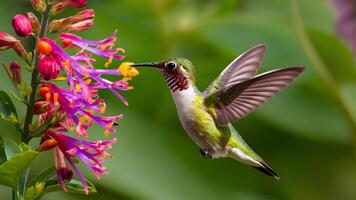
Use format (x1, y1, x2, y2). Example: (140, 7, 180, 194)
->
(131, 62, 160, 68)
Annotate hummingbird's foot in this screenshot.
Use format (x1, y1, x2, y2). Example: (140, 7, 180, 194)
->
(200, 148, 212, 159)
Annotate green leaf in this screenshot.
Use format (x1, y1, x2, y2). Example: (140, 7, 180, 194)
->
(28, 165, 56, 187)
(5, 140, 21, 160)
(307, 28, 356, 84)
(0, 143, 38, 188)
(0, 90, 18, 119)
(41, 179, 97, 196)
(0, 135, 6, 164)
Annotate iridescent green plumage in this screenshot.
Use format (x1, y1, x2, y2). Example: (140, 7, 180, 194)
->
(133, 44, 305, 179)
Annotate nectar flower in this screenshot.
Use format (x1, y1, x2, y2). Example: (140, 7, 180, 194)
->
(41, 131, 116, 194)
(39, 32, 131, 105)
(12, 14, 33, 37)
(10, 61, 21, 84)
(38, 82, 123, 137)
(38, 55, 61, 80)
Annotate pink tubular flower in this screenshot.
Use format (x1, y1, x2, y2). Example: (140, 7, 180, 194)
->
(39, 31, 129, 105)
(38, 55, 61, 80)
(10, 61, 21, 84)
(12, 14, 33, 37)
(40, 130, 116, 194)
(49, 9, 95, 33)
(0, 32, 18, 50)
(67, 0, 87, 8)
(0, 32, 28, 59)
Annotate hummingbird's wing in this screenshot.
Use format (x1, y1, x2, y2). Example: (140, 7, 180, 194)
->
(219, 44, 266, 87)
(203, 44, 266, 102)
(205, 67, 304, 127)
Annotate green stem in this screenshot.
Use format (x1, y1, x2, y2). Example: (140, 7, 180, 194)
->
(291, 0, 356, 144)
(22, 7, 51, 144)
(16, 5, 51, 200)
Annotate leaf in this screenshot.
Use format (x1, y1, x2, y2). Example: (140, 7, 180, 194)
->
(0, 135, 6, 164)
(5, 140, 21, 160)
(0, 143, 38, 188)
(41, 179, 97, 196)
(28, 165, 56, 187)
(307, 28, 356, 84)
(0, 90, 18, 120)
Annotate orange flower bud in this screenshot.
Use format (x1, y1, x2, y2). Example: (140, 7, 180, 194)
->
(37, 40, 52, 55)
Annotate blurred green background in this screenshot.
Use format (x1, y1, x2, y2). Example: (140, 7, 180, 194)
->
(1, 0, 356, 199)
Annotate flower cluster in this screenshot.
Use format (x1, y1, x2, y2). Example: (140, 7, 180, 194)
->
(0, 0, 138, 195)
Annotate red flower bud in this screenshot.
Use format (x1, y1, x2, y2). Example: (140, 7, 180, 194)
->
(39, 55, 60, 80)
(61, 38, 75, 49)
(58, 167, 73, 181)
(39, 138, 58, 151)
(50, 2, 67, 16)
(34, 101, 50, 114)
(38, 86, 50, 99)
(12, 14, 33, 37)
(68, 0, 87, 8)
(31, 0, 46, 13)
(0, 32, 18, 50)
(9, 61, 21, 84)
(27, 12, 40, 35)
(49, 9, 94, 33)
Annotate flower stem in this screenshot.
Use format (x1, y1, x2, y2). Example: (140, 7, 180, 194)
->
(22, 7, 51, 144)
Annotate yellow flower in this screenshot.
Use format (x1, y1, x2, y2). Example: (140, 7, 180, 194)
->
(118, 62, 139, 79)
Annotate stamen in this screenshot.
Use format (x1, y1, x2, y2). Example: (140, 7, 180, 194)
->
(104, 57, 113, 68)
(75, 84, 81, 92)
(103, 129, 110, 136)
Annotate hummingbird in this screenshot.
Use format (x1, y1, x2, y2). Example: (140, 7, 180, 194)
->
(132, 44, 304, 179)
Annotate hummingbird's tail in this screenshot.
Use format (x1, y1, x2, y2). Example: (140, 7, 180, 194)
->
(228, 147, 280, 180)
(252, 161, 280, 180)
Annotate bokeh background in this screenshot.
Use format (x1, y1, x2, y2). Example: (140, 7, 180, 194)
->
(1, 0, 356, 199)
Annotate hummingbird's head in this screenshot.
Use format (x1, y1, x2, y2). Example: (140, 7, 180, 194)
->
(132, 58, 196, 92)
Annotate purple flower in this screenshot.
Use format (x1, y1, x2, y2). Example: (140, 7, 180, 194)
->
(40, 130, 116, 194)
(38, 82, 124, 137)
(39, 32, 129, 104)
(331, 0, 356, 54)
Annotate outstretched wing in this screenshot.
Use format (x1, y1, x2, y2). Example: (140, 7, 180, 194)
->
(210, 67, 304, 127)
(203, 44, 266, 98)
(220, 44, 267, 87)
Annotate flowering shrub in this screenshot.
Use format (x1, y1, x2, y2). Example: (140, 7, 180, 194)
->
(0, 0, 138, 199)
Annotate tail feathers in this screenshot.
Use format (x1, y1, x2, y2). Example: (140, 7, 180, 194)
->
(229, 147, 280, 180)
(253, 161, 280, 180)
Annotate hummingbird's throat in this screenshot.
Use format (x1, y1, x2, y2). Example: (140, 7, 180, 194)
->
(162, 70, 190, 92)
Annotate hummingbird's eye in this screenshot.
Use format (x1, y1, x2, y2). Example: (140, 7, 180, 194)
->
(166, 61, 177, 71)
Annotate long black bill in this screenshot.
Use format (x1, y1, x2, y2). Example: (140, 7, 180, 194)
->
(131, 62, 159, 68)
